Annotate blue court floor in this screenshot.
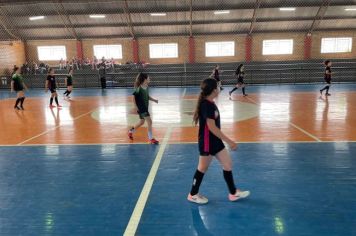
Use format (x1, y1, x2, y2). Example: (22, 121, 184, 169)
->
(0, 84, 356, 235)
(0, 143, 355, 235)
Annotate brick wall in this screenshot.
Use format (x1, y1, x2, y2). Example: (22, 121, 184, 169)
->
(251, 33, 305, 62)
(0, 41, 25, 75)
(311, 31, 356, 59)
(138, 37, 189, 64)
(195, 35, 245, 63)
(6, 30, 356, 72)
(82, 39, 133, 64)
(25, 40, 77, 66)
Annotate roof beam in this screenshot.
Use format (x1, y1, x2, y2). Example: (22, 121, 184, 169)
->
(18, 27, 356, 41)
(12, 15, 356, 30)
(189, 0, 193, 37)
(307, 0, 331, 35)
(121, 0, 135, 38)
(53, 0, 79, 39)
(248, 0, 262, 35)
(3, 2, 356, 17)
(0, 7, 22, 40)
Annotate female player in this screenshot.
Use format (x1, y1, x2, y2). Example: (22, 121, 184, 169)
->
(63, 68, 74, 99)
(11, 66, 27, 110)
(45, 68, 62, 108)
(229, 64, 247, 97)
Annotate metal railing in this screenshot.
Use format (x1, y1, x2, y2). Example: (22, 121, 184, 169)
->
(1, 62, 355, 89)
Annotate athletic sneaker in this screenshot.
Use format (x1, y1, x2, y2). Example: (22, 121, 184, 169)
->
(57, 104, 63, 108)
(128, 130, 133, 140)
(14, 106, 20, 110)
(228, 189, 250, 202)
(187, 193, 208, 204)
(326, 93, 331, 96)
(149, 138, 159, 144)
(320, 90, 323, 95)
(243, 94, 248, 97)
(20, 106, 25, 110)
(229, 91, 232, 97)
(49, 105, 56, 108)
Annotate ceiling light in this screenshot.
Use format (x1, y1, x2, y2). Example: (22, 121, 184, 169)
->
(89, 15, 106, 18)
(279, 8, 296, 11)
(150, 13, 167, 16)
(29, 16, 45, 21)
(214, 10, 230, 15)
(345, 8, 356, 11)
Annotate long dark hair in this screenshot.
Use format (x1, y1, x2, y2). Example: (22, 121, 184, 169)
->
(193, 78, 218, 125)
(48, 68, 54, 75)
(134, 73, 148, 88)
(235, 64, 244, 75)
(324, 60, 330, 66)
(12, 66, 19, 74)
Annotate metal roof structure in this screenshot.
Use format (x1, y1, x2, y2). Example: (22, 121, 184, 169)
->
(0, 0, 355, 40)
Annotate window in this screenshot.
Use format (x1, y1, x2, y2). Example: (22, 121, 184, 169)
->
(37, 46, 66, 61)
(149, 43, 178, 58)
(321, 38, 352, 53)
(262, 39, 293, 55)
(205, 41, 235, 57)
(93, 45, 122, 59)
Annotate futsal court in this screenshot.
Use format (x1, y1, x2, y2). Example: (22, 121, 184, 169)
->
(0, 84, 355, 235)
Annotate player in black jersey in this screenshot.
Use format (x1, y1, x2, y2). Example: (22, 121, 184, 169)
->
(187, 78, 250, 204)
(320, 60, 332, 96)
(63, 68, 73, 99)
(229, 64, 247, 97)
(45, 68, 62, 108)
(11, 66, 27, 110)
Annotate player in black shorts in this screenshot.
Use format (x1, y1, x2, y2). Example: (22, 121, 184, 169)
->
(11, 66, 28, 110)
(187, 78, 250, 204)
(128, 73, 159, 144)
(210, 65, 223, 90)
(320, 60, 332, 96)
(63, 68, 73, 99)
(45, 68, 62, 108)
(229, 64, 247, 97)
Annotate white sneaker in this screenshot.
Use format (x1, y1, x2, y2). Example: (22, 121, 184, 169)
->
(228, 189, 250, 201)
(187, 193, 208, 204)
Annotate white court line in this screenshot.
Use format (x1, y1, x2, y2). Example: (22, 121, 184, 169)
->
(1, 140, 356, 147)
(244, 95, 322, 142)
(17, 108, 98, 145)
(124, 126, 173, 236)
(181, 88, 187, 98)
(289, 122, 322, 142)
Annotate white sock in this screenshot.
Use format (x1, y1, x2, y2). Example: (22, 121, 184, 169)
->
(148, 131, 153, 140)
(129, 127, 135, 133)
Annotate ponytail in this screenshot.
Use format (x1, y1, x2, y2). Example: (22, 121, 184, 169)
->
(193, 92, 205, 125)
(134, 73, 148, 88)
(192, 78, 218, 126)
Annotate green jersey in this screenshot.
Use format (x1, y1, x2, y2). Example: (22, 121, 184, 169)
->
(12, 73, 24, 91)
(133, 86, 149, 113)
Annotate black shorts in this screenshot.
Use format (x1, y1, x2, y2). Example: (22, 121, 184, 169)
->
(324, 79, 331, 84)
(67, 83, 73, 86)
(50, 89, 56, 93)
(138, 111, 150, 119)
(199, 139, 225, 156)
(237, 79, 244, 84)
(215, 77, 221, 82)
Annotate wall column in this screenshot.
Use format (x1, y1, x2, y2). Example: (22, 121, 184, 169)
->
(304, 34, 312, 60)
(245, 35, 252, 63)
(188, 36, 195, 63)
(132, 38, 139, 63)
(76, 40, 83, 60)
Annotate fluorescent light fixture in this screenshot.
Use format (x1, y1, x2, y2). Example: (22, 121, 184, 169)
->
(345, 8, 356, 11)
(279, 8, 296, 11)
(150, 13, 167, 16)
(89, 15, 106, 18)
(214, 10, 230, 14)
(29, 16, 45, 21)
